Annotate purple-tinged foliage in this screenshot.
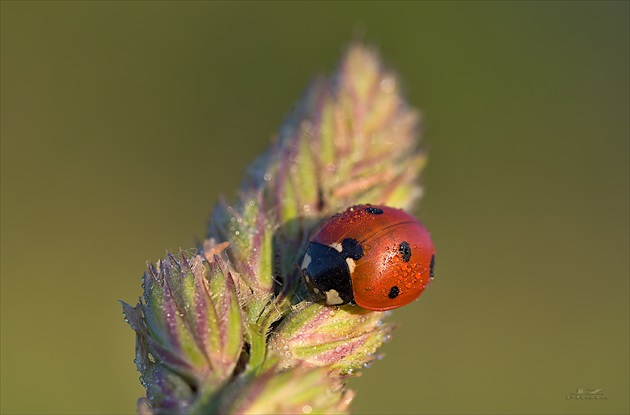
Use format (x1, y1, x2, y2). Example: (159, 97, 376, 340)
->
(122, 44, 426, 414)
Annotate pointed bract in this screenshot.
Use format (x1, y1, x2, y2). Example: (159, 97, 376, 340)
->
(268, 303, 392, 375)
(193, 366, 354, 415)
(123, 250, 246, 409)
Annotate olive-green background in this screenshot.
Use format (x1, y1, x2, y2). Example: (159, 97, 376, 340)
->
(1, 1, 628, 414)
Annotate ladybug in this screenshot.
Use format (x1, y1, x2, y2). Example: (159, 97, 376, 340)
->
(301, 204, 435, 311)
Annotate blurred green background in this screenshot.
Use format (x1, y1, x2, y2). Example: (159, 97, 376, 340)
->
(1, 1, 628, 414)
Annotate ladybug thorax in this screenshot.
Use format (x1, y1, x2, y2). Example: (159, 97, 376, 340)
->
(301, 238, 364, 306)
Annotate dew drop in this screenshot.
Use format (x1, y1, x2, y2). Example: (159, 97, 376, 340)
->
(380, 76, 396, 93)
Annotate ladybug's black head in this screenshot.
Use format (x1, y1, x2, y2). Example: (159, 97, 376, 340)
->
(301, 241, 357, 306)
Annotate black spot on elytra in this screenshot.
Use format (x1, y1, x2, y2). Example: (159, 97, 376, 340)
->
(341, 238, 364, 260)
(388, 286, 400, 299)
(365, 207, 384, 215)
(430, 254, 435, 279)
(398, 241, 412, 262)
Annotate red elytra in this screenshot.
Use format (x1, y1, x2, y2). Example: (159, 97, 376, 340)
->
(301, 204, 435, 311)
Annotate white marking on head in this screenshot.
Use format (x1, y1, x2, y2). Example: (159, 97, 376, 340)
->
(345, 258, 356, 274)
(330, 243, 343, 252)
(301, 253, 312, 270)
(325, 289, 344, 305)
(313, 287, 320, 294)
